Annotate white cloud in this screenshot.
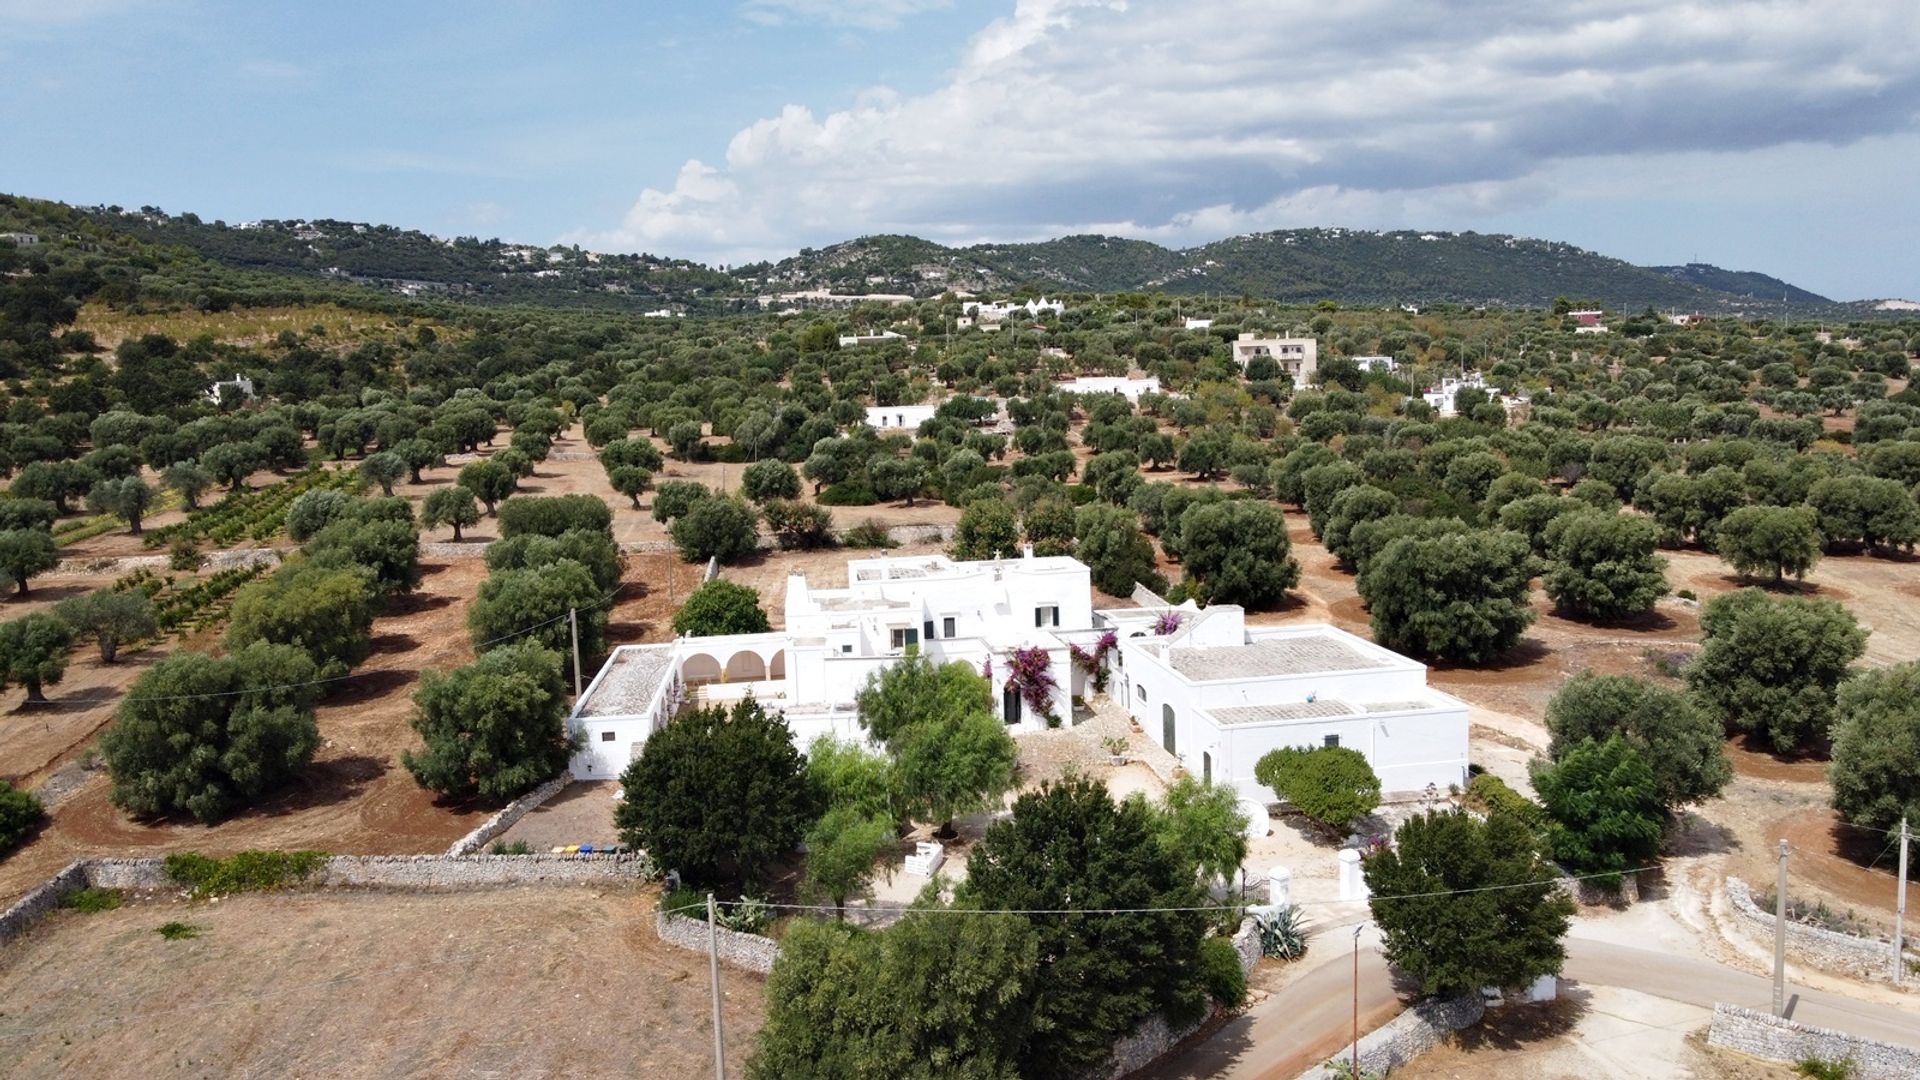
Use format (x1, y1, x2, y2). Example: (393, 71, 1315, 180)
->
(740, 0, 952, 30)
(581, 0, 1920, 262)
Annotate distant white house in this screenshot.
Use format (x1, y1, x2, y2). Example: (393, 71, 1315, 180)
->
(963, 297, 1064, 323)
(1231, 333, 1318, 382)
(567, 551, 1098, 779)
(0, 232, 39, 247)
(1421, 372, 1523, 418)
(1101, 606, 1470, 798)
(1569, 310, 1609, 334)
(641, 308, 683, 318)
(206, 374, 256, 406)
(1184, 318, 1215, 331)
(838, 330, 906, 348)
(1350, 355, 1397, 373)
(862, 403, 940, 431)
(1058, 375, 1164, 402)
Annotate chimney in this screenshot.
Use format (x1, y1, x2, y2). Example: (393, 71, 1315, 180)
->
(1022, 543, 1035, 560)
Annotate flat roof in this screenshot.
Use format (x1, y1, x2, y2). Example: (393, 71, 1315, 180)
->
(1165, 635, 1381, 681)
(577, 645, 674, 719)
(1210, 700, 1357, 726)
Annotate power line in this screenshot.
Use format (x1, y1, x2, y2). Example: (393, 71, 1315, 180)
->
(115, 586, 624, 703)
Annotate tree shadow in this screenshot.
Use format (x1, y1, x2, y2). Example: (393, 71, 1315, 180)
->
(1443, 985, 1593, 1053)
(1664, 812, 1739, 858)
(8, 584, 90, 604)
(1430, 637, 1552, 674)
(386, 590, 453, 615)
(326, 668, 416, 706)
(19, 684, 121, 714)
(369, 633, 420, 656)
(1577, 607, 1679, 634)
(239, 754, 390, 818)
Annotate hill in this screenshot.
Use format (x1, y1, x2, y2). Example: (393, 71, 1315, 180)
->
(10, 194, 1850, 315)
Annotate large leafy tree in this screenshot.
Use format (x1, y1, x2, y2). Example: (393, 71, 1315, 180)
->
(497, 493, 613, 539)
(485, 529, 624, 592)
(952, 497, 1020, 561)
(0, 781, 45, 858)
(99, 643, 322, 823)
(226, 562, 377, 676)
(614, 697, 818, 892)
(457, 458, 516, 515)
(1363, 808, 1576, 996)
(86, 475, 154, 535)
(0, 613, 74, 704)
(672, 578, 771, 637)
(1359, 529, 1535, 662)
(403, 640, 574, 801)
(1176, 500, 1300, 608)
(856, 653, 1016, 834)
(0, 528, 59, 596)
(421, 484, 481, 541)
(1531, 735, 1666, 884)
(1541, 510, 1668, 621)
(1715, 504, 1821, 583)
(960, 776, 1215, 1078)
(749, 896, 1038, 1080)
(670, 494, 761, 564)
(801, 805, 897, 917)
(1154, 776, 1250, 885)
(304, 518, 421, 595)
(1686, 588, 1866, 753)
(1544, 673, 1730, 808)
(741, 458, 802, 504)
(54, 589, 157, 663)
(1827, 662, 1920, 832)
(467, 559, 606, 680)
(1074, 503, 1165, 597)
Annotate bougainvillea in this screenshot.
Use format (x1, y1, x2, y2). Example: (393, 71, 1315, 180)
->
(1152, 610, 1185, 636)
(1068, 630, 1120, 693)
(1005, 645, 1060, 726)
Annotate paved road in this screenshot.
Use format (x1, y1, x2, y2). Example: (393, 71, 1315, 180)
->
(1142, 935, 1920, 1080)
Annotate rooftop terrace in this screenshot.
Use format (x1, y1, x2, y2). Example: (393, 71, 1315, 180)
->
(1165, 634, 1382, 682)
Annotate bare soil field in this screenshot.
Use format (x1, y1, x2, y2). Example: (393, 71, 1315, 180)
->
(0, 884, 764, 1079)
(0, 558, 506, 907)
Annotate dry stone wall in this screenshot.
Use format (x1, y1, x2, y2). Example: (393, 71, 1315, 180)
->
(654, 911, 781, 974)
(1726, 877, 1917, 984)
(0, 860, 91, 943)
(444, 775, 571, 856)
(1295, 994, 1486, 1080)
(1707, 1003, 1920, 1079)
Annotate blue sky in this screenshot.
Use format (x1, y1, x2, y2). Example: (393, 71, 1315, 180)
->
(3, 1, 1917, 301)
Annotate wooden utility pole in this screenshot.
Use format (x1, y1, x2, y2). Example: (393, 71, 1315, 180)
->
(569, 607, 583, 698)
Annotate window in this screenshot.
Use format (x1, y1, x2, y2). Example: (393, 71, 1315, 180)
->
(1136, 684, 1147, 703)
(1034, 605, 1060, 628)
(942, 616, 956, 638)
(1323, 733, 1341, 749)
(890, 627, 920, 650)
(600, 730, 616, 742)
(924, 620, 936, 642)
(840, 644, 853, 654)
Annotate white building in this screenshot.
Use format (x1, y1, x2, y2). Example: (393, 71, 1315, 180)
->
(838, 330, 906, 348)
(862, 403, 940, 431)
(205, 374, 256, 406)
(1184, 318, 1214, 331)
(963, 297, 1064, 322)
(1058, 376, 1164, 402)
(1351, 355, 1397, 373)
(1099, 606, 1469, 799)
(0, 232, 39, 246)
(567, 552, 1099, 780)
(1421, 373, 1488, 417)
(1231, 333, 1318, 382)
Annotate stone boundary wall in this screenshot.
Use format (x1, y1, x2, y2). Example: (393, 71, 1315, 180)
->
(0, 861, 91, 944)
(1726, 877, 1917, 984)
(654, 911, 780, 974)
(1296, 994, 1486, 1080)
(444, 775, 571, 856)
(1, 853, 651, 942)
(1707, 1003, 1920, 1079)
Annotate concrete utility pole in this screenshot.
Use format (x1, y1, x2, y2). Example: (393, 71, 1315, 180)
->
(1351, 924, 1363, 1080)
(1773, 839, 1790, 1016)
(1895, 817, 1909, 987)
(569, 607, 583, 698)
(708, 893, 726, 1080)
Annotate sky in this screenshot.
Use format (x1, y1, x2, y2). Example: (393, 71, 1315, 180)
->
(2, 0, 1918, 301)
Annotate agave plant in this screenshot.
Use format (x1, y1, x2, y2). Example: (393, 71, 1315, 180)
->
(1256, 904, 1307, 961)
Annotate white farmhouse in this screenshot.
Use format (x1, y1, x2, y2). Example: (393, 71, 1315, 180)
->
(567, 552, 1098, 779)
(205, 373, 256, 406)
(1231, 333, 1318, 382)
(1184, 318, 1214, 331)
(0, 232, 39, 247)
(1099, 606, 1469, 799)
(1058, 375, 1164, 402)
(963, 297, 1064, 322)
(862, 403, 940, 431)
(838, 330, 906, 348)
(1350, 355, 1397, 373)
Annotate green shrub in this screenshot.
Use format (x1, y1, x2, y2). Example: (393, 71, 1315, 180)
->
(163, 850, 328, 896)
(489, 839, 533, 855)
(1464, 774, 1546, 830)
(156, 921, 202, 940)
(0, 780, 47, 856)
(1198, 935, 1247, 1008)
(817, 479, 879, 506)
(60, 887, 123, 913)
(1796, 1057, 1856, 1080)
(839, 519, 897, 549)
(1255, 904, 1308, 961)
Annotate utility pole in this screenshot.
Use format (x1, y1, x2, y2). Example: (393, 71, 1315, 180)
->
(1351, 924, 1363, 1080)
(708, 893, 727, 1080)
(1773, 839, 1789, 1016)
(569, 607, 583, 698)
(1896, 817, 1909, 986)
